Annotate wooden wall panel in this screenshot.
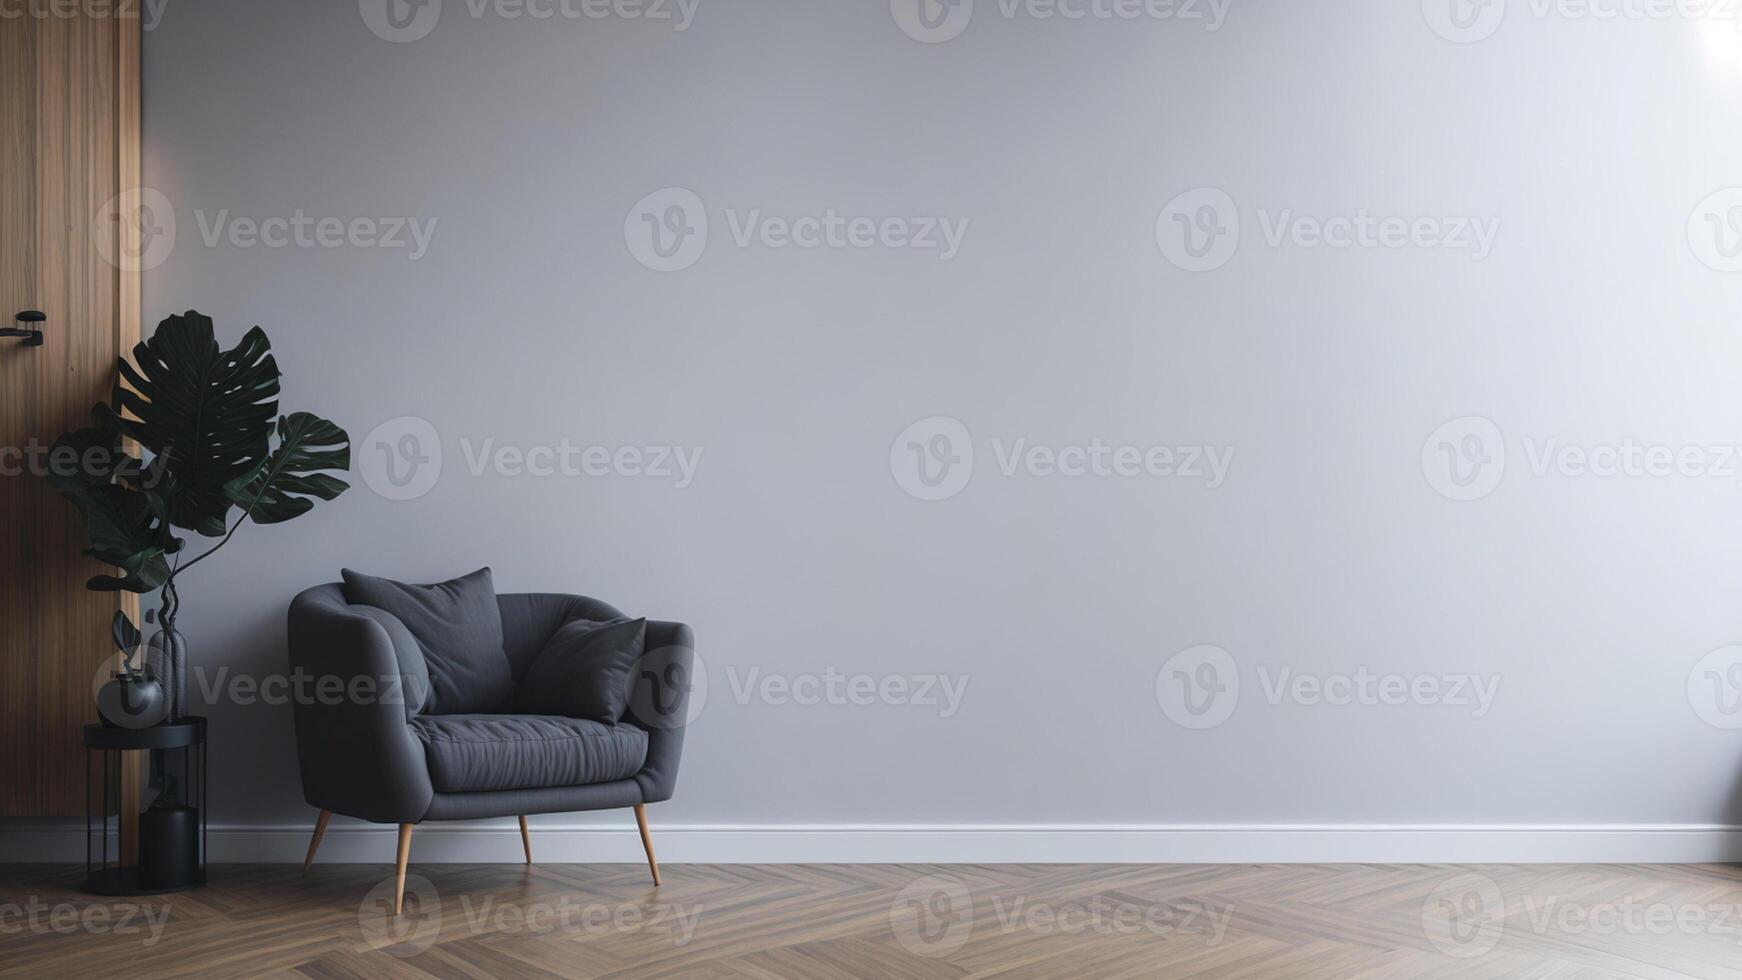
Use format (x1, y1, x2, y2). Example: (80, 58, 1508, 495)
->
(0, 12, 44, 819)
(0, 7, 143, 818)
(117, 3, 143, 856)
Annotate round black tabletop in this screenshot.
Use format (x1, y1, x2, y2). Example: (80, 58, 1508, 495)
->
(81, 716, 207, 750)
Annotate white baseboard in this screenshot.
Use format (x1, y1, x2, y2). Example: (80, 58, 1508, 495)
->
(5, 823, 1742, 864)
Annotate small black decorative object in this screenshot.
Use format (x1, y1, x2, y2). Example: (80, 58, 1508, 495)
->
(1, 309, 45, 347)
(95, 610, 167, 729)
(95, 673, 167, 730)
(83, 716, 207, 895)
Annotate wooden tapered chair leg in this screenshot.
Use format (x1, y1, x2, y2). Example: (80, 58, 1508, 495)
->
(518, 815, 532, 864)
(394, 823, 415, 915)
(633, 804, 660, 886)
(302, 810, 331, 873)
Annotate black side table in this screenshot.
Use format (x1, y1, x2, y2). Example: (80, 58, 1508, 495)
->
(82, 716, 208, 896)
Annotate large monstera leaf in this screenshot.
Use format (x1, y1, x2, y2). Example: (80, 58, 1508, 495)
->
(45, 413, 183, 592)
(74, 485, 178, 592)
(111, 311, 280, 537)
(224, 412, 351, 524)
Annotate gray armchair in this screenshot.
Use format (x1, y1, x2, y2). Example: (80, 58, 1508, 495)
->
(287, 585, 695, 912)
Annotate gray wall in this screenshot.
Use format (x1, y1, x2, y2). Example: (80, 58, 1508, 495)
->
(140, 0, 1742, 836)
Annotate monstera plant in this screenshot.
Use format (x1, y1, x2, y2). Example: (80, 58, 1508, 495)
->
(49, 311, 351, 719)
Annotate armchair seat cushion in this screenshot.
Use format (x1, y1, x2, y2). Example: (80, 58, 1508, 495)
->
(410, 714, 649, 794)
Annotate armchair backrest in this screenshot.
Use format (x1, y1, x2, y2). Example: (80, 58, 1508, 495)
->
(290, 584, 434, 720)
(496, 592, 625, 683)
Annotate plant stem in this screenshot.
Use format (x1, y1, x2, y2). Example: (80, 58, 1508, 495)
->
(156, 480, 272, 632)
(170, 517, 245, 581)
(164, 480, 272, 585)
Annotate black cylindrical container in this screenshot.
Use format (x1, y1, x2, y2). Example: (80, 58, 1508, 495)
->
(139, 804, 199, 889)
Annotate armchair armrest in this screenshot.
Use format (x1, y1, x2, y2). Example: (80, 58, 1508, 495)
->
(624, 620, 695, 803)
(287, 585, 434, 824)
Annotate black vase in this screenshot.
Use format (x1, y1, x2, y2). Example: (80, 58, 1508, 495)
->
(96, 671, 167, 729)
(146, 626, 187, 721)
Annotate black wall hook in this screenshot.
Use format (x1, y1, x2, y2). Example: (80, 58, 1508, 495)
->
(3, 310, 45, 347)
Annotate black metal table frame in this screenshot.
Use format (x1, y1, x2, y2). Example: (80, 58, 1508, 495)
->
(83, 716, 208, 896)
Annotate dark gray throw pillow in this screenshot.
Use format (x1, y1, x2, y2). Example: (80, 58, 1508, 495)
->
(341, 567, 513, 715)
(518, 617, 647, 723)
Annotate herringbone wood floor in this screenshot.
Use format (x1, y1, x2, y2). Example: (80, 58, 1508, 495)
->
(3, 862, 1742, 978)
